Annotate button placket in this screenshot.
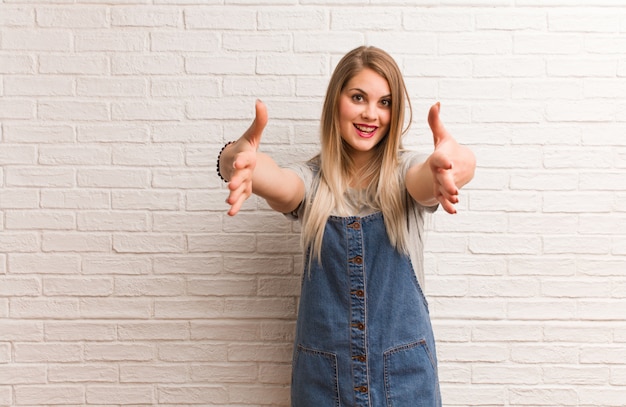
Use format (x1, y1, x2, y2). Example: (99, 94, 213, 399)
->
(346, 218, 369, 406)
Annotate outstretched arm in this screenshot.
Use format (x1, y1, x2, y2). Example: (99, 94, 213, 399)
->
(405, 103, 476, 214)
(218, 100, 305, 216)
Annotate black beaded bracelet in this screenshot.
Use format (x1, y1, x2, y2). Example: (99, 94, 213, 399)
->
(216, 141, 235, 182)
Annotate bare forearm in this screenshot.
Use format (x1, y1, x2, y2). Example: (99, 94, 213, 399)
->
(251, 152, 305, 213)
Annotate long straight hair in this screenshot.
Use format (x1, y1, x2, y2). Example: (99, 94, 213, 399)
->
(301, 46, 413, 262)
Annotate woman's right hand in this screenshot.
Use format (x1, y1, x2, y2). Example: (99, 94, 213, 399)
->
(220, 100, 268, 216)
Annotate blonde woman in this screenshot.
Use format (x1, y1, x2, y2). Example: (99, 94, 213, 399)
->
(218, 46, 475, 407)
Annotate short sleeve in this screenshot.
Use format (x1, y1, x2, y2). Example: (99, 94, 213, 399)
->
(282, 161, 315, 220)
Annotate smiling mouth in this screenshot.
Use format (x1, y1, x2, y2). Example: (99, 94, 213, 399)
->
(354, 123, 378, 138)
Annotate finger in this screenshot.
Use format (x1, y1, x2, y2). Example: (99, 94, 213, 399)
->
(242, 99, 268, 149)
(226, 182, 252, 216)
(438, 197, 457, 215)
(428, 102, 448, 147)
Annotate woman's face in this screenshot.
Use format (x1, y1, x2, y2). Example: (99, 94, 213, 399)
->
(338, 68, 392, 165)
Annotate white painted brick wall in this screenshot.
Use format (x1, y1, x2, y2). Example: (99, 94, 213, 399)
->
(0, 1, 624, 406)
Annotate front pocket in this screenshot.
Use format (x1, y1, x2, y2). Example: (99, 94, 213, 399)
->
(291, 345, 340, 407)
(384, 340, 440, 407)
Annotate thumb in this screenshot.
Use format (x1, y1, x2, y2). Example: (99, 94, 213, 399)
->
(242, 99, 268, 149)
(428, 102, 448, 147)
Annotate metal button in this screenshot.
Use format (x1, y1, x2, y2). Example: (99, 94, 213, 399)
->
(351, 322, 365, 330)
(355, 386, 368, 393)
(349, 221, 361, 230)
(351, 289, 364, 297)
(351, 256, 363, 264)
(354, 355, 366, 362)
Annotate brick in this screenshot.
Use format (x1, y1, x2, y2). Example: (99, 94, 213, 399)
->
(112, 55, 184, 75)
(39, 55, 109, 75)
(157, 385, 228, 405)
(151, 78, 219, 97)
(229, 384, 290, 405)
(48, 364, 118, 383)
(0, 55, 34, 74)
(186, 55, 255, 75)
(0, 99, 35, 119)
(9, 254, 81, 274)
(111, 7, 180, 27)
(514, 33, 582, 55)
(77, 168, 150, 188)
(186, 277, 257, 296)
(39, 100, 109, 121)
(82, 254, 152, 275)
(44, 322, 116, 341)
(191, 321, 261, 341)
(191, 363, 257, 382)
(114, 275, 186, 296)
(41, 189, 110, 210)
(152, 31, 219, 52)
(112, 190, 181, 210)
(158, 343, 228, 362)
(14, 385, 84, 405)
(257, 55, 327, 76)
(153, 256, 222, 275)
(0, 321, 43, 341)
(5, 76, 73, 96)
(113, 145, 184, 166)
(113, 233, 184, 254)
(36, 7, 108, 28)
(75, 31, 147, 52)
(14, 343, 82, 363)
(120, 364, 188, 383)
(78, 124, 149, 143)
(511, 344, 579, 364)
(472, 365, 541, 384)
(0, 6, 34, 27)
(112, 101, 185, 121)
(84, 343, 154, 362)
(0, 365, 46, 384)
(77, 77, 147, 97)
(2, 29, 71, 51)
(154, 299, 224, 319)
(185, 8, 256, 30)
(0, 233, 39, 253)
(294, 32, 365, 53)
(508, 300, 577, 321)
(43, 277, 113, 296)
(509, 388, 578, 406)
(0, 276, 41, 296)
(42, 232, 111, 252)
(118, 322, 189, 340)
(152, 169, 216, 189)
(86, 386, 154, 405)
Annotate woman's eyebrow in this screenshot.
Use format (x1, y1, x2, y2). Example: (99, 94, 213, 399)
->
(348, 87, 391, 99)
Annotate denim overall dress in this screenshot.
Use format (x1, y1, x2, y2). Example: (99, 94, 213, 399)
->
(291, 211, 441, 407)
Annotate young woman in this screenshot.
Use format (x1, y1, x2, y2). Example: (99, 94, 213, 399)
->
(218, 46, 475, 407)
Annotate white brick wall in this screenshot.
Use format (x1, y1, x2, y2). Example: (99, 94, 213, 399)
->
(0, 1, 625, 406)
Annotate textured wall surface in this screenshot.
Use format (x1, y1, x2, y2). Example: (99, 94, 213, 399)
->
(1, 1, 625, 406)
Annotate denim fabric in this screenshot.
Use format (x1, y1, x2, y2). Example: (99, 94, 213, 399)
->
(292, 212, 441, 407)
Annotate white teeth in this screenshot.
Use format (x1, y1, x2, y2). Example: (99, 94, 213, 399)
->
(355, 124, 376, 133)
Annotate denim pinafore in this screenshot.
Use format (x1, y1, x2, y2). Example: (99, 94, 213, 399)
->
(291, 211, 441, 407)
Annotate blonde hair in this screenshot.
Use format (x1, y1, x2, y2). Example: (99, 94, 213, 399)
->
(301, 46, 413, 262)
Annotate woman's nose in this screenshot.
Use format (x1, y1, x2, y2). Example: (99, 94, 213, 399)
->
(362, 103, 376, 120)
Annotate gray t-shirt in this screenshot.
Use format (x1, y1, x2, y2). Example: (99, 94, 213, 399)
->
(285, 150, 437, 288)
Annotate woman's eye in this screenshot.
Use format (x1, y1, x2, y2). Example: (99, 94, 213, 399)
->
(381, 99, 391, 107)
(352, 94, 364, 102)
